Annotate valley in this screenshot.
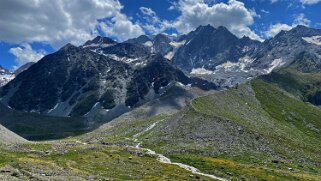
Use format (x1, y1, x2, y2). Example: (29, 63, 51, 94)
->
(1, 24, 321, 180)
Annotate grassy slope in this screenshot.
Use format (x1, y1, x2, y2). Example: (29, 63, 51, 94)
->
(137, 78, 321, 180)
(0, 141, 209, 180)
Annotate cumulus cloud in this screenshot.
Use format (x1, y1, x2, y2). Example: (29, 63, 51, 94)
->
(137, 7, 172, 35)
(98, 14, 144, 41)
(0, 0, 143, 48)
(9, 43, 46, 69)
(264, 13, 311, 38)
(171, 0, 263, 41)
(264, 24, 292, 38)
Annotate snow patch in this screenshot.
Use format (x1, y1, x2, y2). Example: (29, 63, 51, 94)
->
(163, 40, 186, 60)
(190, 67, 214, 75)
(265, 58, 285, 73)
(83, 43, 114, 49)
(0, 73, 15, 87)
(164, 51, 174, 60)
(302, 36, 321, 46)
(84, 102, 100, 116)
(169, 40, 186, 48)
(215, 56, 254, 73)
(48, 103, 60, 114)
(143, 41, 153, 47)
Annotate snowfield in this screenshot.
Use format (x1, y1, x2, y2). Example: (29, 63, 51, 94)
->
(302, 36, 321, 46)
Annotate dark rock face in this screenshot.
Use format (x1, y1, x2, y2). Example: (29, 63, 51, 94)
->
(102, 43, 150, 59)
(83, 36, 116, 47)
(14, 62, 35, 75)
(250, 25, 321, 70)
(289, 52, 321, 73)
(172, 25, 259, 71)
(125, 34, 174, 56)
(1, 42, 217, 118)
(152, 34, 173, 56)
(125, 55, 217, 106)
(125, 35, 151, 45)
(1, 44, 132, 116)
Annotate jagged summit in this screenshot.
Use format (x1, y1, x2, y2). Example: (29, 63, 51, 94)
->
(82, 36, 117, 50)
(84, 36, 116, 46)
(60, 43, 77, 51)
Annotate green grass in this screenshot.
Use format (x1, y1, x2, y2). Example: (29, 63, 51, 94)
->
(0, 143, 209, 180)
(102, 114, 167, 144)
(170, 154, 321, 181)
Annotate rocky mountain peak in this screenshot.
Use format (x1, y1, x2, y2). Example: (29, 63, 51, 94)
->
(60, 43, 77, 51)
(82, 36, 117, 50)
(195, 24, 216, 33)
(85, 36, 116, 45)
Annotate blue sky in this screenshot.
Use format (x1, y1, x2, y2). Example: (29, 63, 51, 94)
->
(0, 0, 321, 70)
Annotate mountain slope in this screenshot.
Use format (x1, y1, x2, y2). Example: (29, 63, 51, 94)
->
(0, 123, 27, 145)
(79, 45, 321, 179)
(14, 62, 35, 75)
(92, 71, 321, 180)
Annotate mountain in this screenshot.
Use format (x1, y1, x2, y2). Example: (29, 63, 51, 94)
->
(0, 65, 14, 87)
(125, 33, 182, 60)
(14, 62, 35, 75)
(82, 36, 117, 51)
(0, 41, 217, 122)
(180, 25, 321, 87)
(172, 25, 257, 71)
(125, 25, 321, 88)
(0, 63, 35, 87)
(2, 25, 321, 117)
(249, 25, 321, 71)
(89, 63, 321, 180)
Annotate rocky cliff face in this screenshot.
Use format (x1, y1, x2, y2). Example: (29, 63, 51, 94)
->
(1, 41, 217, 120)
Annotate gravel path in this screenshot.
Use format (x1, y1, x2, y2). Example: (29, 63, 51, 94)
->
(132, 120, 228, 181)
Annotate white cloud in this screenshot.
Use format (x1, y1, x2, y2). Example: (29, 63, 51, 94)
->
(98, 13, 144, 41)
(9, 43, 46, 69)
(300, 0, 321, 5)
(260, 9, 270, 14)
(264, 23, 292, 38)
(0, 0, 143, 48)
(171, 0, 263, 41)
(264, 13, 311, 38)
(293, 13, 311, 26)
(138, 7, 172, 35)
